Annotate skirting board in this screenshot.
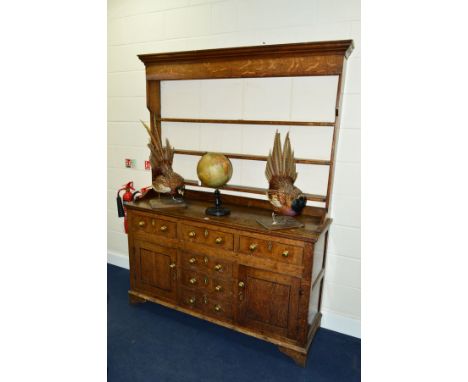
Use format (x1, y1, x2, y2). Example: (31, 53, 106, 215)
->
(107, 250, 361, 338)
(107, 250, 129, 269)
(320, 309, 361, 338)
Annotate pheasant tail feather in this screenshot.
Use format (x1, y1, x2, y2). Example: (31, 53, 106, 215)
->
(265, 130, 297, 182)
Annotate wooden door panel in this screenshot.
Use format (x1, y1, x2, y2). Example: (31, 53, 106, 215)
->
(238, 266, 300, 339)
(134, 240, 177, 302)
(140, 248, 172, 291)
(245, 277, 290, 329)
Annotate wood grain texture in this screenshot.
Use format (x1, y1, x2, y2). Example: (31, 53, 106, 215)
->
(159, 117, 335, 127)
(138, 40, 354, 64)
(139, 40, 354, 80)
(175, 148, 331, 166)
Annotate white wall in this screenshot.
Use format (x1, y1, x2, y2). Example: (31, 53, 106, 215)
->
(108, 0, 360, 337)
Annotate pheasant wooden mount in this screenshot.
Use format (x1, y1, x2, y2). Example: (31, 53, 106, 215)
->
(265, 131, 307, 216)
(140, 118, 185, 198)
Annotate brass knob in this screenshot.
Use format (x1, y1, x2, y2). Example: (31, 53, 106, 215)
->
(169, 263, 176, 269)
(138, 221, 146, 227)
(215, 237, 223, 244)
(188, 297, 196, 304)
(282, 250, 289, 258)
(214, 264, 223, 271)
(214, 304, 221, 312)
(238, 281, 245, 288)
(188, 231, 196, 238)
(215, 285, 222, 292)
(160, 225, 168, 232)
(249, 243, 258, 252)
(189, 277, 197, 285)
(189, 257, 197, 264)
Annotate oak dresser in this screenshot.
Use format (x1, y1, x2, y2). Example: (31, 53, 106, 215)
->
(125, 40, 354, 366)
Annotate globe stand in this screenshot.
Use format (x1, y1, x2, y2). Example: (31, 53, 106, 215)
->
(205, 189, 230, 216)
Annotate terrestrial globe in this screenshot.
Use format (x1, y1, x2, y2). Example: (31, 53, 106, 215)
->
(196, 153, 233, 216)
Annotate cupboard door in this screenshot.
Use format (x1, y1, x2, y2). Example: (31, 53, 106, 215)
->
(133, 240, 177, 302)
(238, 266, 300, 340)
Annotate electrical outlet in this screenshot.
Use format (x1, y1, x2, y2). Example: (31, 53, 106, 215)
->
(145, 160, 151, 170)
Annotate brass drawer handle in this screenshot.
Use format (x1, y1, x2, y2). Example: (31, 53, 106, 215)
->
(214, 264, 223, 272)
(189, 277, 197, 285)
(189, 257, 197, 264)
(282, 250, 289, 258)
(215, 237, 223, 244)
(188, 297, 196, 304)
(138, 220, 146, 227)
(215, 285, 222, 292)
(160, 225, 168, 232)
(238, 281, 245, 288)
(214, 304, 221, 312)
(188, 231, 196, 238)
(249, 243, 258, 252)
(169, 263, 176, 269)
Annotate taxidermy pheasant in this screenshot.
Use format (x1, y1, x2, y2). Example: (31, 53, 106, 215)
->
(140, 119, 185, 198)
(265, 131, 307, 216)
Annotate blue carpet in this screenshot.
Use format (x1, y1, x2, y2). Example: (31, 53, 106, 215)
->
(108, 264, 360, 382)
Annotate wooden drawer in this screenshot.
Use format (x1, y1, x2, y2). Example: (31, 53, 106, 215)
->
(204, 297, 233, 320)
(181, 223, 234, 251)
(179, 287, 204, 312)
(180, 269, 210, 291)
(181, 252, 210, 272)
(181, 251, 233, 278)
(180, 269, 233, 299)
(130, 213, 177, 239)
(208, 276, 233, 299)
(179, 288, 233, 321)
(239, 235, 303, 266)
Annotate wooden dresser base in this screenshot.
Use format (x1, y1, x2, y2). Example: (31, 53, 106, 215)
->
(128, 289, 322, 366)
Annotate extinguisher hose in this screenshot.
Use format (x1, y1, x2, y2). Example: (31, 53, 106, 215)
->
(116, 193, 125, 217)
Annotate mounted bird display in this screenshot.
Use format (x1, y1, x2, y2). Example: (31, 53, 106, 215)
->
(140, 118, 185, 198)
(265, 131, 307, 216)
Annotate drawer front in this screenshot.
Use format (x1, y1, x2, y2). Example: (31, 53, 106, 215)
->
(181, 251, 233, 278)
(180, 269, 233, 298)
(181, 252, 210, 272)
(179, 288, 233, 321)
(130, 214, 177, 239)
(181, 223, 234, 251)
(209, 277, 233, 299)
(239, 235, 303, 265)
(179, 287, 204, 312)
(180, 269, 210, 291)
(204, 298, 233, 320)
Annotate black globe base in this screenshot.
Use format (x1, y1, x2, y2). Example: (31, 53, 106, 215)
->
(205, 206, 230, 216)
(205, 189, 230, 217)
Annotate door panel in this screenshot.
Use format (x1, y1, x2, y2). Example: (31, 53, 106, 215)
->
(134, 240, 177, 302)
(238, 266, 300, 339)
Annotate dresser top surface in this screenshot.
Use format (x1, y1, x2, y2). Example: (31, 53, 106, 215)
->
(126, 197, 330, 243)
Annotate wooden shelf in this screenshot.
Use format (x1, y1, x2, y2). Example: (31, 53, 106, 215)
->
(174, 149, 331, 166)
(185, 181, 326, 203)
(159, 117, 334, 127)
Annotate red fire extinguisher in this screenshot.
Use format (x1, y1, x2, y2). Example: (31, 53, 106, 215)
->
(116, 181, 138, 234)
